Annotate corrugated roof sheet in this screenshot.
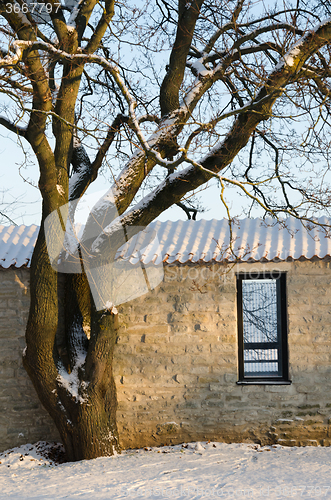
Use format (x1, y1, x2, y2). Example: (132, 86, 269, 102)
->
(1, 218, 331, 268)
(0, 225, 39, 268)
(117, 217, 331, 264)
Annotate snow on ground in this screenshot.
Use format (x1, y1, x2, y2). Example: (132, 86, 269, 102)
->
(0, 441, 331, 499)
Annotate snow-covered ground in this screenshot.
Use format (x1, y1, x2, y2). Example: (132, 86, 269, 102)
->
(0, 441, 330, 499)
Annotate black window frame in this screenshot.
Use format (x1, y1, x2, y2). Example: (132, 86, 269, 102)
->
(236, 272, 291, 385)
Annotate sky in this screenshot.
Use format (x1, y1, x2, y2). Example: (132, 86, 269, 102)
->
(0, 131, 243, 227)
(0, 133, 41, 226)
(1, 0, 326, 229)
(0, 440, 331, 499)
(0, 2, 258, 229)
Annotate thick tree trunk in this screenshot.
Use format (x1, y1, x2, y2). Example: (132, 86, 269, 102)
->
(60, 379, 120, 460)
(24, 223, 121, 462)
(60, 306, 121, 461)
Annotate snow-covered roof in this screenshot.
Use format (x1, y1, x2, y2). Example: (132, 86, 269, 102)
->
(0, 224, 39, 269)
(1, 218, 331, 269)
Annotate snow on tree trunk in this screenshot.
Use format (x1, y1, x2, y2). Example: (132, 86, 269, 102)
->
(24, 222, 120, 461)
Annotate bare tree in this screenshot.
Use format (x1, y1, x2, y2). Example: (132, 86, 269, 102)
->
(0, 187, 39, 225)
(1, 0, 331, 460)
(0, 189, 18, 225)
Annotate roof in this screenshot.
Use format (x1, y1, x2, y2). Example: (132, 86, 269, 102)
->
(0, 224, 39, 269)
(1, 218, 331, 269)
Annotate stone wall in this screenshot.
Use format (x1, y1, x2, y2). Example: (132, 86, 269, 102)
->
(1, 259, 331, 452)
(0, 268, 60, 450)
(115, 260, 331, 449)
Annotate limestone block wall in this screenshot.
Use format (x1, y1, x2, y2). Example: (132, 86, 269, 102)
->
(114, 260, 331, 449)
(0, 268, 60, 450)
(1, 259, 331, 452)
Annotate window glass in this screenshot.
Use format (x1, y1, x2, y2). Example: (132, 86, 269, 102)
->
(242, 279, 280, 377)
(237, 273, 289, 383)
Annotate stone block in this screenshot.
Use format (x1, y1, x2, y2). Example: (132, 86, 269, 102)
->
(210, 343, 236, 353)
(173, 373, 198, 385)
(191, 365, 210, 375)
(134, 344, 157, 354)
(201, 399, 224, 408)
(209, 383, 224, 391)
(115, 344, 134, 355)
(169, 333, 199, 343)
(143, 331, 170, 343)
(156, 344, 186, 355)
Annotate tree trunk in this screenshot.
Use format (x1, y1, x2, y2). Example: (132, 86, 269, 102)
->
(24, 224, 121, 462)
(59, 307, 121, 460)
(61, 307, 121, 461)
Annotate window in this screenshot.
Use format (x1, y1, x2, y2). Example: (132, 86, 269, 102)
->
(237, 272, 290, 384)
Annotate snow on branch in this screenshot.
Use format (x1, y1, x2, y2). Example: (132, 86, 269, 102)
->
(0, 42, 25, 66)
(188, 17, 331, 111)
(67, 0, 85, 29)
(274, 17, 331, 70)
(188, 58, 213, 79)
(0, 115, 26, 136)
(0, 40, 185, 170)
(88, 17, 331, 241)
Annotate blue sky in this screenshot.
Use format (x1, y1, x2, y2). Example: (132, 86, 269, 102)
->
(0, 130, 239, 227)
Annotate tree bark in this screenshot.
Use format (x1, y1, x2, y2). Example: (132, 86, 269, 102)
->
(60, 308, 121, 461)
(23, 211, 120, 462)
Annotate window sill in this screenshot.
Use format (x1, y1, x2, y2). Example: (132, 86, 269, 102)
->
(237, 380, 292, 385)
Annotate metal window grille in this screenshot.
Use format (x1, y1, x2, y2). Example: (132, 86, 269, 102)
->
(242, 279, 281, 376)
(237, 273, 289, 383)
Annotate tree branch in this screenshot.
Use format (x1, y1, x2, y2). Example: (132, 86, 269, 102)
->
(202, 0, 245, 54)
(69, 114, 129, 202)
(160, 0, 205, 116)
(88, 17, 331, 254)
(84, 0, 115, 54)
(0, 116, 26, 136)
